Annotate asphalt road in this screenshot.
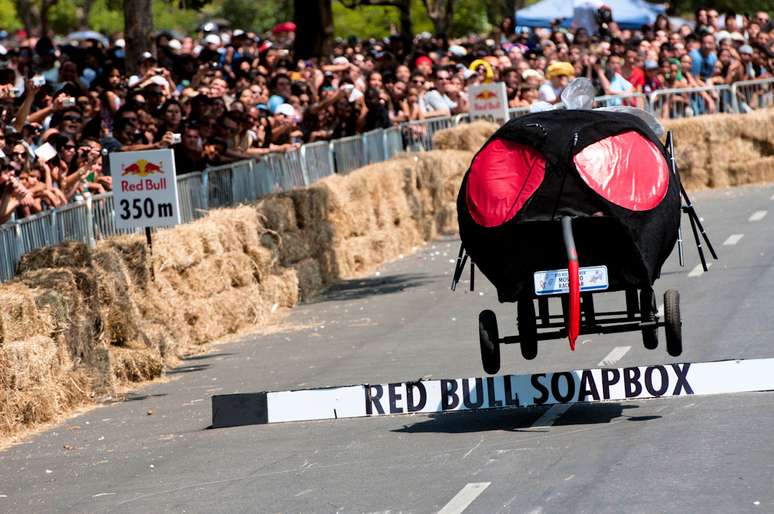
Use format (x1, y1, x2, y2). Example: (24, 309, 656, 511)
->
(2, 184, 774, 513)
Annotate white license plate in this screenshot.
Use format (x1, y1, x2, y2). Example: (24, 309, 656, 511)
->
(533, 265, 609, 296)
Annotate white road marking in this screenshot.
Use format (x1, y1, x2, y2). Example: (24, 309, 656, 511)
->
(462, 438, 484, 459)
(723, 234, 744, 246)
(598, 346, 631, 367)
(688, 262, 712, 277)
(438, 482, 491, 514)
(749, 210, 767, 222)
(529, 404, 572, 429)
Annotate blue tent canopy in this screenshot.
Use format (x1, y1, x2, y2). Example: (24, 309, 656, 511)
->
(516, 0, 664, 30)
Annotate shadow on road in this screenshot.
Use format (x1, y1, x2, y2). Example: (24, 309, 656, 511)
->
(167, 363, 211, 375)
(393, 403, 659, 434)
(181, 352, 238, 362)
(307, 273, 434, 304)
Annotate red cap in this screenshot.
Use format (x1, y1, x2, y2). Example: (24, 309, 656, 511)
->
(415, 55, 433, 67)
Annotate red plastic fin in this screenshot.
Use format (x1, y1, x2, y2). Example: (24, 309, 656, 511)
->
(561, 216, 580, 351)
(567, 259, 580, 350)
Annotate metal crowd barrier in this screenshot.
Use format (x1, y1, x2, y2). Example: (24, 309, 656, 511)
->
(2, 77, 774, 283)
(332, 135, 368, 174)
(594, 92, 648, 109)
(732, 78, 774, 113)
(649, 84, 735, 118)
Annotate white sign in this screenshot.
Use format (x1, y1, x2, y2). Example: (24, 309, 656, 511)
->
(211, 358, 774, 428)
(534, 265, 609, 296)
(109, 149, 181, 230)
(469, 82, 509, 123)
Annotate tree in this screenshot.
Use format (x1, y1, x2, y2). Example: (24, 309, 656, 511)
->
(339, 0, 413, 51)
(293, 0, 334, 60)
(420, 0, 453, 38)
(123, 0, 153, 75)
(13, 0, 59, 35)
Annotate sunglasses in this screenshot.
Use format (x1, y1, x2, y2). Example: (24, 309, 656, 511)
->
(63, 145, 76, 150)
(63, 115, 82, 122)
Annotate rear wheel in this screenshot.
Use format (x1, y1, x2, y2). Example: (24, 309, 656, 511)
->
(518, 299, 538, 360)
(664, 289, 682, 356)
(640, 287, 658, 350)
(479, 310, 500, 374)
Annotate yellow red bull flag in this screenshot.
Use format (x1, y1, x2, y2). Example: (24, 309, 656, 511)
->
(109, 149, 181, 230)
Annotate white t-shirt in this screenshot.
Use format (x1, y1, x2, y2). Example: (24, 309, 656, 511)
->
(538, 83, 562, 103)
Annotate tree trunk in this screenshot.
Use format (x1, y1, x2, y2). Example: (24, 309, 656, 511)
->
(423, 0, 452, 39)
(40, 0, 59, 36)
(293, 0, 334, 60)
(13, 0, 36, 36)
(398, 0, 413, 54)
(123, 0, 154, 76)
(77, 0, 96, 30)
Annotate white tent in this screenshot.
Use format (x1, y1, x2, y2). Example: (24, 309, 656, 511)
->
(516, 0, 665, 31)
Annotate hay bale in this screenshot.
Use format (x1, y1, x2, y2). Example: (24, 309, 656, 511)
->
(432, 120, 498, 151)
(0, 282, 50, 345)
(256, 195, 298, 232)
(0, 336, 91, 436)
(17, 241, 91, 274)
(259, 269, 299, 308)
(110, 346, 163, 383)
(280, 231, 313, 265)
(294, 258, 324, 300)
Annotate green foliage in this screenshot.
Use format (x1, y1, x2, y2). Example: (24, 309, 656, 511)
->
(219, 0, 292, 32)
(89, 0, 123, 33)
(332, 0, 433, 39)
(0, 0, 22, 31)
(450, 1, 490, 37)
(48, 1, 78, 33)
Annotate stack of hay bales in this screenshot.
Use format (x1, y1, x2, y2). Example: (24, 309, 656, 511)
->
(0, 148, 473, 440)
(664, 109, 774, 189)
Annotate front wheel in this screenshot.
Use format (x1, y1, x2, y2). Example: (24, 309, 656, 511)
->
(664, 289, 683, 356)
(479, 310, 500, 374)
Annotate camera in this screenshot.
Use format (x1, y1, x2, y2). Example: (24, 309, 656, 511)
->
(31, 75, 45, 87)
(62, 96, 75, 107)
(171, 133, 181, 144)
(8, 87, 20, 98)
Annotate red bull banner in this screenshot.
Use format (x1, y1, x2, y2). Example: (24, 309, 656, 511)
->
(109, 149, 181, 230)
(469, 82, 508, 124)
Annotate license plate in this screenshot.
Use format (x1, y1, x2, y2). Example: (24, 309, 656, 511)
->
(533, 265, 609, 296)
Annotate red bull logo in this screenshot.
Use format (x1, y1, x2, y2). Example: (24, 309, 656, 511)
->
(474, 90, 497, 100)
(122, 159, 163, 177)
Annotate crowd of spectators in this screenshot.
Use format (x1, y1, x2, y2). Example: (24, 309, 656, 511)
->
(1, 7, 773, 224)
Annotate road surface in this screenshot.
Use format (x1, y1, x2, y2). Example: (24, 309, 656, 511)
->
(2, 185, 774, 513)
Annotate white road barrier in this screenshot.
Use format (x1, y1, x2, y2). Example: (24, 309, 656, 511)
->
(211, 357, 774, 428)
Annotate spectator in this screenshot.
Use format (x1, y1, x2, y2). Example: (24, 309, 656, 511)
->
(540, 62, 574, 104)
(690, 33, 718, 80)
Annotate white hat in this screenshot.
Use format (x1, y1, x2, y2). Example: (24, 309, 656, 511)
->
(332, 56, 349, 65)
(114, 38, 126, 49)
(233, 29, 245, 37)
(127, 75, 141, 88)
(167, 39, 182, 52)
(204, 34, 221, 46)
(449, 44, 467, 56)
(150, 75, 168, 87)
(274, 103, 296, 117)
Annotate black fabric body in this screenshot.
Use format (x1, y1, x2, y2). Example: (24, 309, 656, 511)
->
(457, 110, 681, 303)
